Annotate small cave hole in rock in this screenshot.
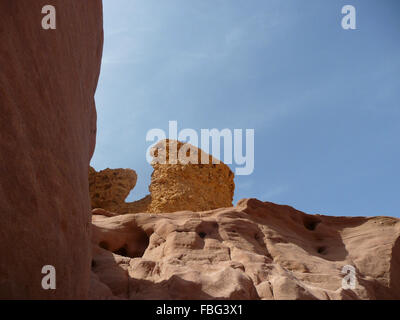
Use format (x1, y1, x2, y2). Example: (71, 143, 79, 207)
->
(198, 232, 207, 239)
(303, 217, 322, 231)
(317, 246, 327, 254)
(114, 246, 128, 257)
(99, 241, 109, 250)
(98, 228, 150, 259)
(113, 227, 150, 258)
(91, 260, 96, 268)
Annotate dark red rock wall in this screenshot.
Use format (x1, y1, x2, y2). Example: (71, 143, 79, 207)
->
(0, 0, 103, 299)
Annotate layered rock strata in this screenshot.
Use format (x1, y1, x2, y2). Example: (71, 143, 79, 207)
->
(91, 199, 400, 300)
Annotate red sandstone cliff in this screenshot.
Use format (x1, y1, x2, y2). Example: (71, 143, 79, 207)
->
(0, 1, 103, 299)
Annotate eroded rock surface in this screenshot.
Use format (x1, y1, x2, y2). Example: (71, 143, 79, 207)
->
(0, 1, 103, 299)
(90, 140, 235, 214)
(89, 167, 137, 212)
(89, 166, 152, 214)
(148, 140, 235, 213)
(90, 199, 400, 300)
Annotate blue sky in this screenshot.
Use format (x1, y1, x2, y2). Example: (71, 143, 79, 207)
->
(92, 0, 400, 217)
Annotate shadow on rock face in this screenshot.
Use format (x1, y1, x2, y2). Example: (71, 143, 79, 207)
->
(98, 226, 150, 259)
(90, 245, 245, 300)
(239, 199, 355, 262)
(388, 236, 400, 299)
(129, 276, 216, 300)
(93, 215, 151, 259)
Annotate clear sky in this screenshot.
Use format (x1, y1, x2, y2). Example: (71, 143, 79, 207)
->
(92, 0, 400, 218)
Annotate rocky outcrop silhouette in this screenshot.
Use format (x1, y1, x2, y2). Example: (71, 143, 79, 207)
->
(89, 166, 152, 215)
(90, 139, 235, 214)
(89, 167, 138, 212)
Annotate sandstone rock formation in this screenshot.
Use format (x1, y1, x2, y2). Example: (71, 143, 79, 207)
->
(89, 140, 235, 214)
(0, 1, 103, 299)
(89, 167, 138, 212)
(89, 166, 151, 214)
(91, 199, 400, 300)
(148, 140, 235, 213)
